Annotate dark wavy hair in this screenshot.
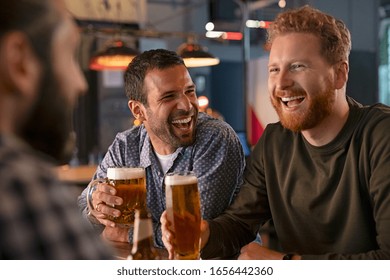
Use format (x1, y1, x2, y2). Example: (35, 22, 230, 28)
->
(0, 0, 60, 64)
(267, 5, 351, 65)
(124, 49, 185, 106)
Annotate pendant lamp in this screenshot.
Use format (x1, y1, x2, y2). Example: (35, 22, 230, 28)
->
(177, 41, 220, 68)
(89, 39, 139, 71)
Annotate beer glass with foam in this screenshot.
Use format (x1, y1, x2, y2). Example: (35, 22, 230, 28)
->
(165, 171, 201, 260)
(87, 167, 146, 227)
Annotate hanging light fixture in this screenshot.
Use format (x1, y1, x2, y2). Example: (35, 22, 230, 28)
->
(177, 38, 220, 68)
(89, 38, 140, 71)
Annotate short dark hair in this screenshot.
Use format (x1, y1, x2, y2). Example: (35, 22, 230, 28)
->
(124, 49, 185, 106)
(267, 5, 351, 65)
(0, 0, 60, 63)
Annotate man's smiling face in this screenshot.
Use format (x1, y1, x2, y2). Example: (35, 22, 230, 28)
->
(268, 32, 337, 132)
(141, 65, 199, 154)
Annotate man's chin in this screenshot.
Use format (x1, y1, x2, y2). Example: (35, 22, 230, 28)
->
(178, 134, 195, 147)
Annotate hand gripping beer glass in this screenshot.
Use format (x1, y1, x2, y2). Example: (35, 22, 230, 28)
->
(87, 167, 146, 227)
(165, 171, 201, 260)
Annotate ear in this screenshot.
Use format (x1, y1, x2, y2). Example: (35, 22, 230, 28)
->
(0, 32, 41, 98)
(334, 61, 349, 90)
(128, 100, 146, 121)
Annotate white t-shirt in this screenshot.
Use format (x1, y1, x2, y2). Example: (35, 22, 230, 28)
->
(155, 151, 175, 174)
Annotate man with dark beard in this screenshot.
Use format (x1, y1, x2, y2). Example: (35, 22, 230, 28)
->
(161, 6, 390, 259)
(0, 0, 112, 259)
(78, 49, 245, 247)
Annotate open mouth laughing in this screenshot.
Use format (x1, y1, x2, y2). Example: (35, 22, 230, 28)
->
(171, 116, 193, 130)
(280, 95, 305, 108)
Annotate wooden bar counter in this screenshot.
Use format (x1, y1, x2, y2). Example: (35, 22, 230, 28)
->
(56, 164, 97, 186)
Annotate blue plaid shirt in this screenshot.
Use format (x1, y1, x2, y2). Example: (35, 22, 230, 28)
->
(0, 134, 113, 259)
(79, 112, 245, 247)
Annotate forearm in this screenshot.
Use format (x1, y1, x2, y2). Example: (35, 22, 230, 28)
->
(77, 184, 106, 235)
(201, 215, 256, 259)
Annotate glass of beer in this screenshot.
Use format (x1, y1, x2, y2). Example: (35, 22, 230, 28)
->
(87, 167, 146, 227)
(165, 171, 201, 260)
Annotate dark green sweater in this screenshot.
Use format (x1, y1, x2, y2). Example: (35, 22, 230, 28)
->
(203, 97, 390, 259)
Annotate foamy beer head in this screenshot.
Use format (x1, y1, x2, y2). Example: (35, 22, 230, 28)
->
(106, 167, 146, 227)
(164, 172, 197, 186)
(107, 167, 145, 180)
(165, 172, 201, 260)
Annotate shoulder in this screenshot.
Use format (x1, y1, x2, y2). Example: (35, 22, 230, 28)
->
(102, 126, 147, 167)
(0, 136, 112, 259)
(364, 103, 390, 118)
(352, 101, 390, 132)
(109, 125, 147, 152)
(250, 121, 295, 155)
(0, 136, 61, 220)
(348, 96, 390, 121)
(0, 136, 55, 185)
(196, 112, 237, 138)
(114, 125, 145, 143)
(261, 121, 291, 141)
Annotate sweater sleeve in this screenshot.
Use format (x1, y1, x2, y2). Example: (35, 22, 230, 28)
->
(201, 134, 272, 259)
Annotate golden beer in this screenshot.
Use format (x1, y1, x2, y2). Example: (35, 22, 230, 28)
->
(165, 172, 201, 260)
(107, 167, 146, 227)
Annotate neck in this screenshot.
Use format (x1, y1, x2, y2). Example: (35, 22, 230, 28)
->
(149, 136, 176, 155)
(0, 95, 22, 135)
(301, 95, 349, 146)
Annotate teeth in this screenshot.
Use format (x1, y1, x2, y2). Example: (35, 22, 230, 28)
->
(281, 96, 305, 102)
(172, 117, 191, 124)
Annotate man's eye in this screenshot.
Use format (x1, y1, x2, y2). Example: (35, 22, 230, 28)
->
(291, 64, 305, 70)
(162, 94, 174, 100)
(269, 68, 279, 73)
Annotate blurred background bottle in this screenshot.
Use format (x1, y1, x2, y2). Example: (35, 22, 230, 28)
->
(128, 208, 160, 260)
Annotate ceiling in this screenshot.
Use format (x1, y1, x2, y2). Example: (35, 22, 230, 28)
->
(64, 0, 147, 24)
(64, 0, 282, 24)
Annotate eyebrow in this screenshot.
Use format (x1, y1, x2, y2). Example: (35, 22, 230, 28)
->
(187, 84, 196, 90)
(161, 84, 196, 96)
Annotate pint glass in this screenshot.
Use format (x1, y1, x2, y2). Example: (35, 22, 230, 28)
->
(165, 171, 201, 260)
(87, 167, 146, 227)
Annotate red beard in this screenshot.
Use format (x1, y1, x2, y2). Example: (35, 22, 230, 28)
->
(271, 85, 335, 132)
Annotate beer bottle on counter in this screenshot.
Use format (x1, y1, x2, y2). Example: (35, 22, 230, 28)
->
(128, 208, 160, 260)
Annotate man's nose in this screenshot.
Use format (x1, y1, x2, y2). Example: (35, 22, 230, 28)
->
(177, 94, 193, 111)
(275, 69, 294, 90)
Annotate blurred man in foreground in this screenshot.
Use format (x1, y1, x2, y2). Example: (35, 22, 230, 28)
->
(0, 0, 112, 259)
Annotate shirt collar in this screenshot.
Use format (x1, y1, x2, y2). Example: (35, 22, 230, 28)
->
(138, 126, 184, 168)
